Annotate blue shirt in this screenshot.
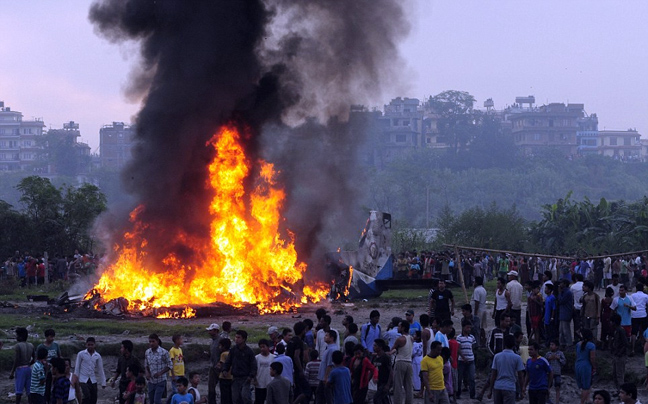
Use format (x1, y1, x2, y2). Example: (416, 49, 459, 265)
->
(613, 296, 635, 326)
(272, 354, 294, 384)
(170, 392, 194, 404)
(544, 295, 556, 325)
(558, 289, 573, 321)
(328, 366, 353, 404)
(434, 331, 449, 348)
(491, 349, 524, 391)
(409, 322, 422, 337)
(318, 343, 339, 381)
(526, 357, 552, 390)
(304, 331, 315, 349)
(360, 323, 381, 353)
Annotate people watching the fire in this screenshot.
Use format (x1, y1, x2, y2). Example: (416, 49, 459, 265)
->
(143, 334, 170, 404)
(206, 323, 222, 404)
(12, 248, 648, 404)
(113, 340, 141, 404)
(222, 330, 257, 404)
(74, 337, 107, 404)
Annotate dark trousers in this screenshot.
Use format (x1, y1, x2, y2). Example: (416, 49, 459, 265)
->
(511, 309, 522, 329)
(231, 378, 252, 404)
(573, 310, 582, 340)
(219, 379, 232, 404)
(493, 389, 516, 404)
(352, 387, 368, 404)
(316, 381, 333, 404)
(254, 388, 267, 404)
(528, 389, 548, 404)
(208, 368, 219, 404)
(373, 384, 390, 404)
(45, 371, 53, 403)
(118, 378, 130, 404)
(80, 382, 98, 404)
(30, 393, 45, 404)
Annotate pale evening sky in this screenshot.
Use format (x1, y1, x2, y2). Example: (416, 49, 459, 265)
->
(1, 1, 647, 151)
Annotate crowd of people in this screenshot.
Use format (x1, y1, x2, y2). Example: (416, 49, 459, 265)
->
(395, 250, 647, 292)
(6, 252, 648, 404)
(6, 289, 647, 404)
(1, 250, 99, 286)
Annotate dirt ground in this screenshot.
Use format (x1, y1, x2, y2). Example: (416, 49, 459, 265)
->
(1, 290, 647, 403)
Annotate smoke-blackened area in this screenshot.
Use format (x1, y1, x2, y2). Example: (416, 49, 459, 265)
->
(89, 0, 408, 282)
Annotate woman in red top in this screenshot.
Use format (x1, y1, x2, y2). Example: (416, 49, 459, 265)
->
(349, 345, 377, 404)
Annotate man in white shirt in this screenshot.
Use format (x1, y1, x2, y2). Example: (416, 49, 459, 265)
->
(315, 315, 339, 358)
(74, 337, 106, 404)
(631, 283, 648, 355)
(506, 271, 524, 328)
(472, 276, 487, 329)
(541, 271, 553, 300)
(571, 273, 585, 342)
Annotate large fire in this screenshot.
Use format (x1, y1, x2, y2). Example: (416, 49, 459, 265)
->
(90, 124, 328, 315)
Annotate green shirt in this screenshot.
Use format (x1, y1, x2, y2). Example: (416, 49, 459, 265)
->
(37, 342, 60, 361)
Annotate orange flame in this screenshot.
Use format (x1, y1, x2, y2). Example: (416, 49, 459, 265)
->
(91, 124, 328, 314)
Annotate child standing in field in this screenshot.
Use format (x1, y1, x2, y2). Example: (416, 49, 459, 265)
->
(254, 339, 275, 404)
(50, 358, 71, 404)
(169, 377, 193, 404)
(304, 350, 321, 399)
(122, 364, 141, 403)
(38, 329, 61, 404)
(528, 282, 544, 344)
(130, 377, 148, 404)
(412, 331, 423, 393)
(545, 340, 566, 404)
(30, 347, 48, 404)
(217, 339, 232, 404)
(169, 335, 185, 399)
(10, 327, 34, 404)
(187, 372, 206, 404)
(327, 351, 352, 404)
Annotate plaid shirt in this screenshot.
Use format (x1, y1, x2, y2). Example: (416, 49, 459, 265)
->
(51, 376, 71, 404)
(144, 347, 172, 384)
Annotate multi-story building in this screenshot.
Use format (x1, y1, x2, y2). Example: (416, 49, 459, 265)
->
(507, 98, 585, 156)
(378, 97, 426, 148)
(46, 121, 92, 175)
(598, 129, 642, 160)
(99, 122, 135, 169)
(0, 102, 45, 171)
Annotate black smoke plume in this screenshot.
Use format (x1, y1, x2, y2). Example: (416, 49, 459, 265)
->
(89, 0, 409, 275)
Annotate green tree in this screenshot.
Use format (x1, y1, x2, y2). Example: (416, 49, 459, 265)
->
(428, 90, 478, 154)
(62, 183, 107, 252)
(435, 203, 527, 251)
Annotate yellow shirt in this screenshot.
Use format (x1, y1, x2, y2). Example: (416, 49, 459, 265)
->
(169, 346, 185, 377)
(219, 352, 232, 380)
(420, 355, 445, 391)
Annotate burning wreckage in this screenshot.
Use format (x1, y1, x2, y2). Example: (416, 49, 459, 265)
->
(51, 211, 394, 318)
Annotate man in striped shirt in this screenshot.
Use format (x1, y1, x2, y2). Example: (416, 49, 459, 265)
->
(456, 320, 476, 400)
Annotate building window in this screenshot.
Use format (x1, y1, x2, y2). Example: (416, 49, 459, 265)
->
(624, 137, 631, 146)
(610, 137, 617, 146)
(534, 133, 541, 141)
(395, 134, 407, 143)
(392, 118, 399, 126)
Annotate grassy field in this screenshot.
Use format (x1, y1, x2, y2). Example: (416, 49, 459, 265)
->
(0, 278, 69, 301)
(380, 278, 501, 306)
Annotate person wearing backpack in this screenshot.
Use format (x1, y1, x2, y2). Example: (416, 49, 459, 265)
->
(360, 311, 381, 353)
